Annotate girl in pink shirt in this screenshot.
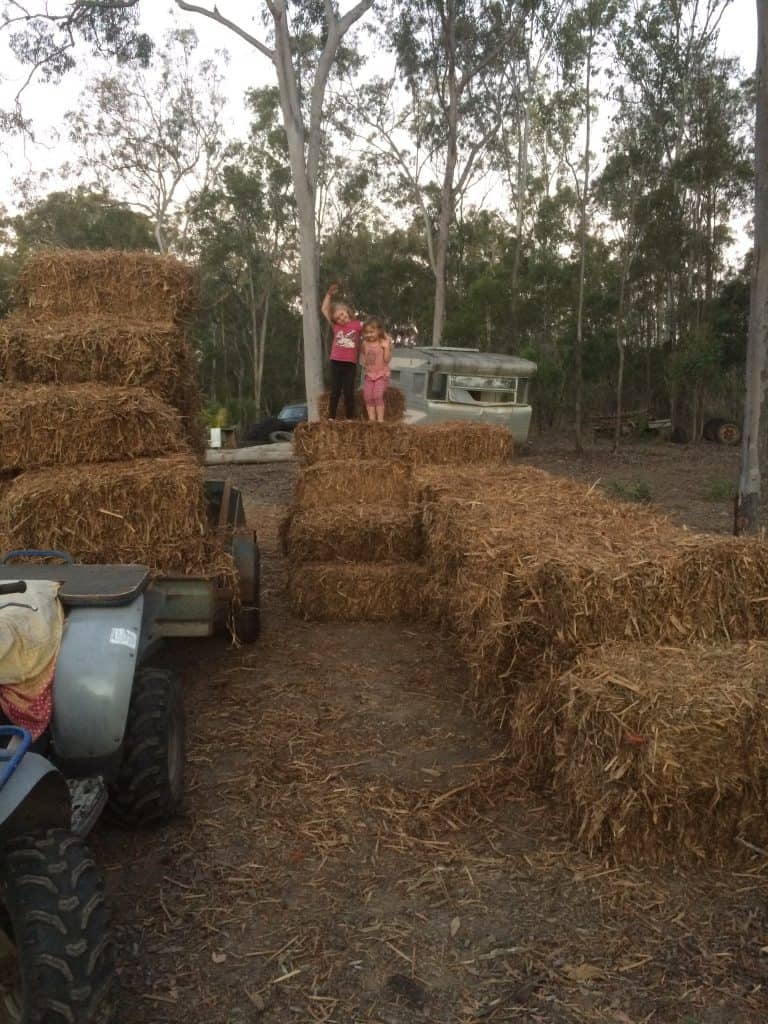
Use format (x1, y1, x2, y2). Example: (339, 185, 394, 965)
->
(360, 318, 392, 422)
(321, 282, 363, 419)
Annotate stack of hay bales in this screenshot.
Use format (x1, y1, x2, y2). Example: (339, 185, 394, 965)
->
(283, 420, 513, 622)
(415, 462, 768, 862)
(0, 250, 229, 578)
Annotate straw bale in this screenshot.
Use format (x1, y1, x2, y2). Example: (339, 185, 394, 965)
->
(416, 466, 768, 775)
(284, 506, 423, 563)
(0, 384, 190, 471)
(12, 249, 197, 323)
(553, 641, 768, 864)
(406, 422, 513, 465)
(0, 455, 227, 576)
(318, 387, 405, 421)
(296, 459, 413, 509)
(294, 421, 412, 464)
(288, 562, 428, 621)
(0, 314, 203, 447)
(294, 420, 513, 467)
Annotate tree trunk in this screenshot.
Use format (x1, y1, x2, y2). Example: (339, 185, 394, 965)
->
(736, 0, 768, 534)
(574, 26, 594, 454)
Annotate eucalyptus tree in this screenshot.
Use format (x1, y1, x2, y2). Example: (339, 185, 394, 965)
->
(186, 86, 296, 415)
(735, 1, 766, 534)
(2, 0, 376, 418)
(350, 0, 529, 347)
(66, 28, 226, 253)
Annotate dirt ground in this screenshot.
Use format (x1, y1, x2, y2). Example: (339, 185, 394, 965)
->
(91, 437, 768, 1024)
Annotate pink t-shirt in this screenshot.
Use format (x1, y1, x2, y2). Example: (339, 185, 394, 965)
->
(330, 320, 362, 362)
(362, 339, 390, 380)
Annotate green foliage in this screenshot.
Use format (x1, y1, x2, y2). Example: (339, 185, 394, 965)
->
(702, 476, 734, 502)
(604, 478, 653, 503)
(10, 188, 157, 254)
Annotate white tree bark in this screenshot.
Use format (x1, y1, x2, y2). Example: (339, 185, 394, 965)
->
(735, 0, 768, 534)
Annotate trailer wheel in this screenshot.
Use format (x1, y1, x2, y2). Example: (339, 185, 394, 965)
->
(0, 829, 114, 1023)
(233, 535, 260, 644)
(108, 668, 185, 827)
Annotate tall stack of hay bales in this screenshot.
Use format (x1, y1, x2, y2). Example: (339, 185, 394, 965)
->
(283, 420, 514, 622)
(415, 462, 768, 863)
(0, 249, 229, 577)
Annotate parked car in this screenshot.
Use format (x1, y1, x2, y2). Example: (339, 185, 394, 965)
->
(245, 402, 308, 445)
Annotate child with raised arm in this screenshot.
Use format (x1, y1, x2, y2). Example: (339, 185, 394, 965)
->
(360, 317, 392, 422)
(321, 283, 363, 419)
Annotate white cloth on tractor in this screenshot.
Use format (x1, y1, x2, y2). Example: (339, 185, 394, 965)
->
(0, 580, 63, 686)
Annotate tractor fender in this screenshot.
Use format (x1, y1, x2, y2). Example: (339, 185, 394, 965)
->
(52, 597, 144, 761)
(0, 753, 70, 842)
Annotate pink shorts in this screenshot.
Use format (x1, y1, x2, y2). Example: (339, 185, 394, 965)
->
(363, 375, 388, 407)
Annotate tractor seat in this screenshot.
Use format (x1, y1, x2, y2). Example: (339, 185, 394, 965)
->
(0, 564, 151, 608)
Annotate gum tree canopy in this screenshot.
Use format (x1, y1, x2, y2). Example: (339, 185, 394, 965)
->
(3, 0, 375, 419)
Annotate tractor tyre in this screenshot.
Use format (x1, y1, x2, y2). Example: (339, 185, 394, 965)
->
(0, 829, 114, 1023)
(108, 668, 185, 827)
(233, 535, 260, 644)
(715, 420, 741, 445)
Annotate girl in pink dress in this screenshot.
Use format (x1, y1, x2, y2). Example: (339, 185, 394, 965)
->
(360, 318, 392, 422)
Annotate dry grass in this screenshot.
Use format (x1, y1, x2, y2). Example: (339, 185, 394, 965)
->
(553, 640, 768, 864)
(0, 384, 190, 471)
(12, 248, 197, 322)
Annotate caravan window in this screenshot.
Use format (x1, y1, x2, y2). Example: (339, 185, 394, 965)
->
(427, 372, 448, 400)
(448, 375, 524, 404)
(412, 372, 426, 394)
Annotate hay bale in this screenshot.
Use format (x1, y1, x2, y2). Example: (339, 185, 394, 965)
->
(0, 384, 190, 471)
(12, 249, 197, 323)
(294, 420, 513, 467)
(554, 641, 768, 864)
(417, 466, 768, 767)
(296, 460, 413, 508)
(1, 455, 226, 576)
(284, 506, 423, 563)
(288, 562, 428, 621)
(0, 314, 203, 447)
(407, 422, 513, 465)
(294, 421, 412, 464)
(318, 387, 405, 421)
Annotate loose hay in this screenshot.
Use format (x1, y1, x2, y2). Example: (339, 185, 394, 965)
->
(13, 249, 197, 322)
(296, 459, 413, 508)
(318, 387, 405, 421)
(554, 641, 768, 864)
(294, 420, 513, 466)
(288, 562, 428, 621)
(0, 384, 190, 471)
(1, 455, 228, 576)
(284, 506, 423, 563)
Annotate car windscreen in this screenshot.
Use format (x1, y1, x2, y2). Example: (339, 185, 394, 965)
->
(278, 405, 307, 421)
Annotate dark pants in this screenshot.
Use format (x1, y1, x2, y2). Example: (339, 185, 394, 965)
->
(329, 360, 357, 419)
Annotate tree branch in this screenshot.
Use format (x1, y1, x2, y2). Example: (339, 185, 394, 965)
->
(174, 0, 274, 60)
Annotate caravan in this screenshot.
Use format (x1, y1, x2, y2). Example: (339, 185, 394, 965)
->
(389, 346, 537, 444)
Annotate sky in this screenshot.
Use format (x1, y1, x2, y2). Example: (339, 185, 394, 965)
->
(0, 0, 759, 220)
